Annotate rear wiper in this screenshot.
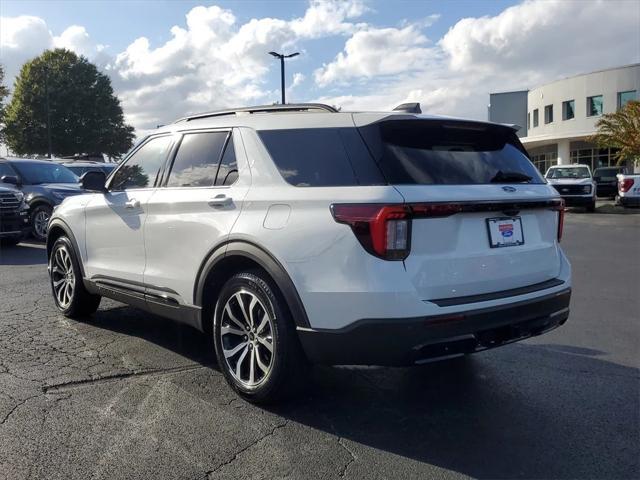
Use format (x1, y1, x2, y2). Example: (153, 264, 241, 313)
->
(490, 170, 532, 183)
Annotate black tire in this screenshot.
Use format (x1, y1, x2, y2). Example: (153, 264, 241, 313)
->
(30, 204, 53, 242)
(586, 201, 596, 213)
(213, 270, 307, 404)
(49, 236, 101, 318)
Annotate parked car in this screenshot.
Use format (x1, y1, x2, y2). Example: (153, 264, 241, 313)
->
(46, 103, 571, 403)
(593, 166, 628, 198)
(0, 185, 30, 245)
(0, 158, 84, 241)
(617, 172, 640, 207)
(56, 161, 117, 178)
(545, 164, 597, 212)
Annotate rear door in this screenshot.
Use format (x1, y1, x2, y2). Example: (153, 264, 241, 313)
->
(356, 116, 563, 301)
(84, 134, 173, 285)
(143, 128, 250, 306)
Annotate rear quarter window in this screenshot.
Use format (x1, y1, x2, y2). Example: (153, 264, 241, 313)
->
(258, 128, 384, 187)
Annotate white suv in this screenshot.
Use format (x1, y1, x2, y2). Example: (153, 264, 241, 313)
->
(47, 104, 572, 403)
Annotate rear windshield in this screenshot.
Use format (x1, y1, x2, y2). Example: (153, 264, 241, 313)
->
(359, 120, 544, 185)
(546, 167, 590, 179)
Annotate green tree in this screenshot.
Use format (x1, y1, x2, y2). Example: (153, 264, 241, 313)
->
(3, 49, 134, 157)
(0, 64, 10, 142)
(590, 100, 640, 165)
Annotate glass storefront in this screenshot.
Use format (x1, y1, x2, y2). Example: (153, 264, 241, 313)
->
(528, 145, 558, 174)
(569, 141, 620, 170)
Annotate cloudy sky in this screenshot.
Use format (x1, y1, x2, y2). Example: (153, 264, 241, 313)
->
(1, 0, 639, 135)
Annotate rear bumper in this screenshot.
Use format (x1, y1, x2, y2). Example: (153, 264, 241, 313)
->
(619, 196, 640, 206)
(298, 288, 571, 366)
(561, 195, 594, 207)
(596, 184, 617, 197)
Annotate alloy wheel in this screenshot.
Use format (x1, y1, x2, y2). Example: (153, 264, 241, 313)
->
(51, 245, 75, 308)
(34, 210, 50, 239)
(220, 290, 275, 387)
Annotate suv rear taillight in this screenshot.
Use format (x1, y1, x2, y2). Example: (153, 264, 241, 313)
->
(331, 204, 410, 260)
(619, 178, 635, 193)
(331, 203, 463, 260)
(552, 199, 565, 242)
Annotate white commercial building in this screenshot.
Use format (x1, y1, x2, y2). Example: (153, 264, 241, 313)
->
(489, 64, 639, 173)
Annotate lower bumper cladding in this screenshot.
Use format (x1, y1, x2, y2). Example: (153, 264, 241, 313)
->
(298, 288, 571, 366)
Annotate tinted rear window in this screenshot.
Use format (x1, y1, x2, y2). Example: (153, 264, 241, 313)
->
(258, 128, 384, 187)
(359, 120, 544, 185)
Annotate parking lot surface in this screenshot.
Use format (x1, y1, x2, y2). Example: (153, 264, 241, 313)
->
(0, 211, 638, 479)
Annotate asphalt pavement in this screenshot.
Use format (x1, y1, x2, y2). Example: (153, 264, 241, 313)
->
(0, 210, 638, 479)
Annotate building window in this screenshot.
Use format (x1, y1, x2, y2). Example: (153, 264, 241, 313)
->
(527, 112, 530, 130)
(533, 109, 539, 127)
(562, 100, 575, 120)
(587, 95, 603, 116)
(617, 90, 636, 110)
(544, 105, 553, 124)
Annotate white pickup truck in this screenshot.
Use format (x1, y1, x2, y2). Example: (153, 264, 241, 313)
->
(617, 172, 640, 207)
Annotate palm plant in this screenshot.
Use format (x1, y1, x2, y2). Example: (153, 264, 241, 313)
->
(590, 100, 640, 165)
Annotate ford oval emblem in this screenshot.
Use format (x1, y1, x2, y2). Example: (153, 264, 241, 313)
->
(502, 186, 517, 192)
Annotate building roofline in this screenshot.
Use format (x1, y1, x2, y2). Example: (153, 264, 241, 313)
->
(489, 89, 529, 96)
(490, 63, 640, 96)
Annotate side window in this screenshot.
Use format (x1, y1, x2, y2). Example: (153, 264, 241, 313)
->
(110, 136, 172, 190)
(0, 163, 16, 179)
(215, 136, 238, 186)
(167, 132, 228, 187)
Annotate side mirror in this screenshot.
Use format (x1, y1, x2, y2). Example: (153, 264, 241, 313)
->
(80, 170, 107, 192)
(0, 175, 19, 186)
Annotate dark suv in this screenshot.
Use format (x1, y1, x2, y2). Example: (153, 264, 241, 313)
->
(0, 185, 30, 245)
(593, 166, 628, 198)
(0, 158, 83, 241)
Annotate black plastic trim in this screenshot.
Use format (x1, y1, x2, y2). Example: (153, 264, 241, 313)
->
(430, 278, 565, 307)
(46, 218, 86, 277)
(194, 240, 311, 329)
(297, 288, 571, 366)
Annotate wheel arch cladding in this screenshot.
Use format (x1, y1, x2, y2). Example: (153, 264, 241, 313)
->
(46, 220, 85, 277)
(195, 241, 311, 334)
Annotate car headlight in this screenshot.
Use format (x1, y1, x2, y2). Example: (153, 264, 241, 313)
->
(583, 185, 592, 194)
(13, 191, 24, 203)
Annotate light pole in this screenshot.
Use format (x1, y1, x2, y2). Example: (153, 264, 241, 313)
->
(268, 51, 299, 104)
(43, 64, 53, 158)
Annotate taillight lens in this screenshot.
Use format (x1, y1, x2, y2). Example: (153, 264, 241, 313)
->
(331, 204, 410, 260)
(620, 178, 634, 193)
(552, 199, 565, 242)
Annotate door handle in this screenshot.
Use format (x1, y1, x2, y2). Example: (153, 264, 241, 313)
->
(125, 199, 140, 209)
(208, 194, 232, 207)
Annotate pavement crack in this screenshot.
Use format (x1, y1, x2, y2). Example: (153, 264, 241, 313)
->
(0, 394, 41, 426)
(337, 438, 357, 478)
(206, 420, 288, 478)
(42, 364, 205, 393)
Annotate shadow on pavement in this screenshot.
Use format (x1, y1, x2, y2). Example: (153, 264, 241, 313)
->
(0, 242, 47, 266)
(88, 303, 640, 479)
(90, 305, 217, 367)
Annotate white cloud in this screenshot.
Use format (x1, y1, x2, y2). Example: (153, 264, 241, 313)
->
(0, 16, 53, 80)
(314, 24, 438, 87)
(439, 0, 640, 75)
(54, 25, 94, 57)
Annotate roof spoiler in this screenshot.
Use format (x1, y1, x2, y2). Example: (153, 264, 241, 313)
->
(502, 123, 522, 132)
(393, 102, 422, 114)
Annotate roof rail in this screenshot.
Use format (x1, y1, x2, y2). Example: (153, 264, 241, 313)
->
(175, 103, 338, 123)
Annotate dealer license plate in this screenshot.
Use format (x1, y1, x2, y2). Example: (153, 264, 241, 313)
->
(486, 217, 524, 248)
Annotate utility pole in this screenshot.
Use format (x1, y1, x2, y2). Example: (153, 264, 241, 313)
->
(44, 64, 52, 158)
(268, 51, 299, 104)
